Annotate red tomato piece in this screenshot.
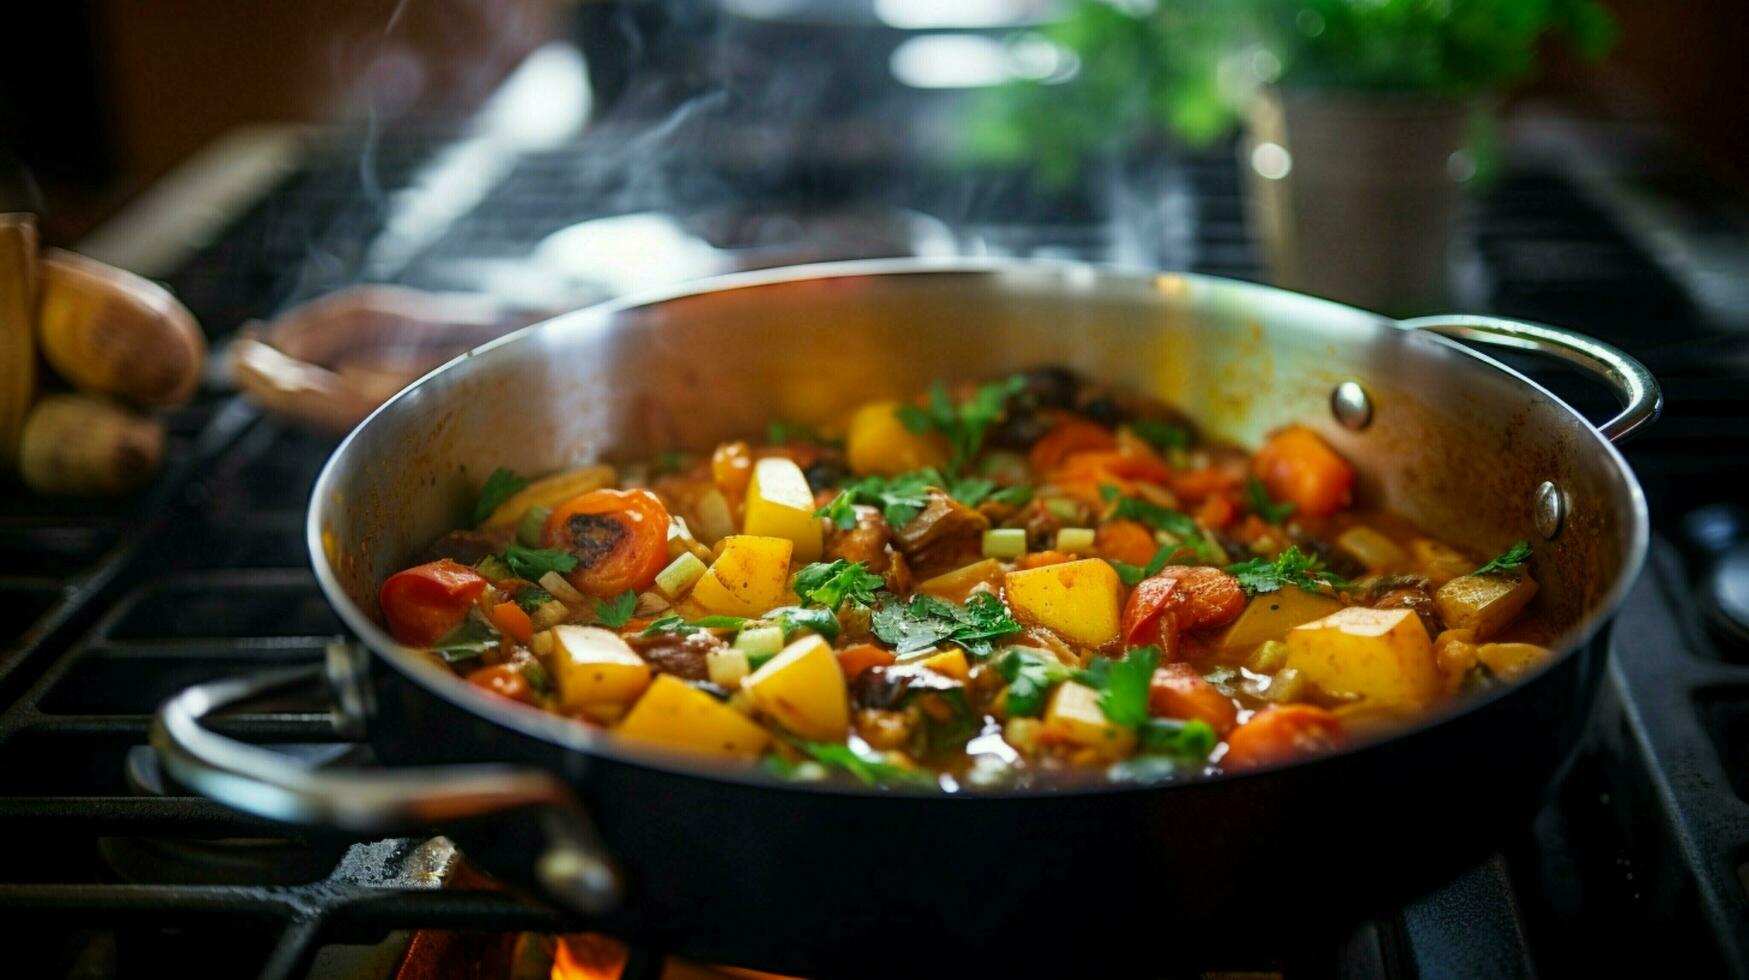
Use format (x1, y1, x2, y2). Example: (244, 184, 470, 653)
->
(1148, 662, 1239, 734)
(379, 559, 489, 646)
(1223, 704, 1345, 770)
(543, 488, 672, 597)
(467, 664, 537, 706)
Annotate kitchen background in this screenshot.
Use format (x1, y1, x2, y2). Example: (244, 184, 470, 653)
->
(3, 1, 1749, 978)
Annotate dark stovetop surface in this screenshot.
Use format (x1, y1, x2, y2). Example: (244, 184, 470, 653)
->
(2, 102, 1748, 978)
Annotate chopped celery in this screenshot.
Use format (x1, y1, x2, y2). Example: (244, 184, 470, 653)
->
(733, 624, 785, 658)
(654, 551, 708, 598)
(516, 505, 551, 548)
(1042, 497, 1080, 521)
(982, 527, 1027, 560)
(707, 648, 752, 688)
(1055, 527, 1096, 553)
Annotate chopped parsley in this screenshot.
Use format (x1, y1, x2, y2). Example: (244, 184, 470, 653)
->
(1138, 717, 1216, 760)
(1073, 645, 1159, 727)
(817, 471, 934, 529)
(815, 491, 859, 530)
(592, 590, 638, 628)
(871, 593, 1021, 660)
(997, 647, 1074, 717)
(1473, 541, 1533, 576)
(1109, 543, 1175, 587)
(431, 618, 499, 662)
(1102, 486, 1200, 538)
(765, 605, 840, 642)
(779, 738, 937, 789)
(1131, 420, 1191, 452)
(1225, 545, 1347, 596)
(793, 559, 886, 612)
(943, 475, 1032, 510)
(895, 375, 1025, 473)
(502, 544, 578, 581)
(1245, 476, 1296, 524)
(471, 467, 527, 527)
(512, 586, 554, 613)
(640, 613, 750, 637)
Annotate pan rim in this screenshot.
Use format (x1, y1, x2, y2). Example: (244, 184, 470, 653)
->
(306, 256, 1650, 799)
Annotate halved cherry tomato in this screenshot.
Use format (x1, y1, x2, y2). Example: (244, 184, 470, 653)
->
(543, 489, 672, 598)
(1096, 519, 1159, 567)
(1029, 417, 1117, 473)
(1148, 662, 1238, 734)
(1252, 426, 1354, 518)
(468, 664, 537, 706)
(1150, 566, 1246, 631)
(1016, 550, 1075, 569)
(1123, 576, 1180, 647)
(1223, 704, 1344, 770)
(837, 643, 897, 680)
(380, 559, 488, 646)
(488, 600, 535, 645)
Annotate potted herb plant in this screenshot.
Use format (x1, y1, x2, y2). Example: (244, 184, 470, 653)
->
(971, 0, 1615, 312)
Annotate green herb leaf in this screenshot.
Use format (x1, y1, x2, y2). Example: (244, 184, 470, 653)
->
(814, 491, 860, 531)
(767, 605, 841, 642)
(766, 420, 840, 447)
(997, 647, 1074, 717)
(502, 544, 578, 581)
(1473, 541, 1533, 576)
(431, 618, 499, 662)
(640, 614, 697, 636)
(1225, 546, 1347, 596)
(785, 738, 937, 789)
(1131, 420, 1191, 452)
(893, 376, 1026, 474)
(1109, 543, 1175, 587)
(1138, 717, 1216, 760)
(1109, 494, 1200, 538)
(871, 593, 1021, 659)
(513, 586, 554, 613)
(1073, 645, 1159, 727)
(523, 660, 553, 697)
(1245, 476, 1296, 524)
(654, 450, 685, 474)
(942, 474, 1032, 510)
(472, 467, 528, 527)
(693, 615, 749, 629)
(793, 559, 886, 612)
(830, 471, 936, 528)
(592, 590, 638, 628)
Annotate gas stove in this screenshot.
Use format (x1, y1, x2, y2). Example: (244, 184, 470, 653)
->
(5, 47, 1749, 980)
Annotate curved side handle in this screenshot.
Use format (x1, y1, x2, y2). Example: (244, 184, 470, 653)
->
(1399, 314, 1662, 443)
(149, 649, 620, 915)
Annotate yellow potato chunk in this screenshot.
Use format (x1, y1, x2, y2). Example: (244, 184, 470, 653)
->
(1217, 588, 1342, 655)
(919, 647, 970, 681)
(1285, 607, 1439, 709)
(1434, 573, 1538, 640)
(744, 635, 850, 741)
(1409, 538, 1472, 586)
(550, 625, 653, 711)
(617, 675, 772, 758)
(690, 535, 794, 618)
(481, 465, 616, 528)
(1003, 558, 1121, 648)
(1336, 526, 1407, 572)
(846, 400, 950, 476)
(917, 558, 1005, 604)
(743, 456, 823, 564)
(1475, 642, 1550, 681)
(1042, 681, 1136, 758)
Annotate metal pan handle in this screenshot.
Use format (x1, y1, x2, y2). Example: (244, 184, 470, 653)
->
(1398, 314, 1662, 443)
(150, 642, 621, 915)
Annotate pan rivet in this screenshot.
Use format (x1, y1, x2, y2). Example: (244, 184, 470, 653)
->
(1534, 481, 1566, 539)
(1330, 381, 1372, 430)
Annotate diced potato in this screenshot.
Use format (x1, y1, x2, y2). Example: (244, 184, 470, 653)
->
(1217, 588, 1342, 655)
(1410, 538, 1472, 586)
(1004, 716, 1044, 754)
(917, 558, 1005, 604)
(690, 535, 794, 618)
(1285, 607, 1439, 709)
(481, 465, 616, 528)
(617, 675, 772, 758)
(1042, 681, 1136, 758)
(653, 551, 708, 599)
(707, 648, 752, 689)
(846, 400, 950, 476)
(549, 625, 653, 711)
(1475, 642, 1550, 681)
(743, 457, 823, 564)
(1004, 558, 1121, 648)
(744, 635, 850, 741)
(919, 647, 970, 681)
(1336, 526, 1407, 572)
(1434, 573, 1538, 640)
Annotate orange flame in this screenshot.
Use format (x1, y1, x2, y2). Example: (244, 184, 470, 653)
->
(551, 934, 630, 980)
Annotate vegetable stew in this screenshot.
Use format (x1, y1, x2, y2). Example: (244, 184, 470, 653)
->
(380, 369, 1552, 789)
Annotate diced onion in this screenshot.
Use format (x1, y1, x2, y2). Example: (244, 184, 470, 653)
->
(733, 624, 785, 657)
(654, 551, 708, 598)
(539, 571, 586, 609)
(1042, 497, 1080, 520)
(707, 649, 752, 689)
(1055, 527, 1095, 553)
(982, 527, 1027, 560)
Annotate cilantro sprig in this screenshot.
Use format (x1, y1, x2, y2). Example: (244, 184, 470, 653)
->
(592, 590, 637, 628)
(817, 468, 1030, 531)
(1130, 420, 1191, 452)
(1244, 476, 1296, 524)
(871, 592, 1021, 660)
(431, 618, 499, 662)
(793, 559, 886, 612)
(1073, 645, 1160, 727)
(502, 544, 578, 581)
(1225, 545, 1347, 596)
(772, 738, 937, 789)
(895, 375, 1025, 473)
(1473, 541, 1533, 576)
(996, 647, 1074, 717)
(471, 467, 527, 527)
(1109, 543, 1175, 587)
